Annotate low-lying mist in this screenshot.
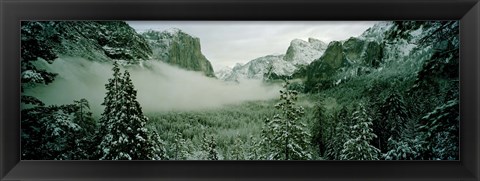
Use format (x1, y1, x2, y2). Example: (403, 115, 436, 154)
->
(24, 57, 281, 114)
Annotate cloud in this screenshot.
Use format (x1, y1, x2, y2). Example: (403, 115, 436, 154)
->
(24, 57, 281, 114)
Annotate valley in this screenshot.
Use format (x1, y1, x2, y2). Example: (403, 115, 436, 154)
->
(20, 21, 459, 160)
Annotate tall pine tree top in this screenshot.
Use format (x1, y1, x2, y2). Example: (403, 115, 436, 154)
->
(97, 62, 162, 160)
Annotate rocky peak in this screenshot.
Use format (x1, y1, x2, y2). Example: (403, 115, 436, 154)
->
(26, 21, 153, 63)
(142, 29, 215, 77)
(284, 38, 328, 65)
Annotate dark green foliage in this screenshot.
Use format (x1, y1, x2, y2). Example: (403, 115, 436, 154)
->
(339, 104, 380, 160)
(310, 98, 333, 156)
(171, 131, 191, 160)
(21, 100, 96, 160)
(202, 134, 219, 160)
(418, 99, 459, 160)
(229, 134, 245, 160)
(72, 99, 98, 159)
(385, 21, 426, 41)
(20, 21, 460, 161)
(380, 93, 409, 142)
(21, 21, 60, 106)
(261, 81, 312, 160)
(323, 107, 350, 160)
(97, 62, 162, 160)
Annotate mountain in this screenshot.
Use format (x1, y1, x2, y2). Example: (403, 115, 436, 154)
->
(304, 36, 384, 91)
(223, 54, 297, 81)
(23, 21, 153, 63)
(284, 38, 328, 65)
(22, 22, 216, 77)
(222, 38, 328, 82)
(214, 66, 233, 80)
(304, 21, 458, 92)
(141, 28, 216, 77)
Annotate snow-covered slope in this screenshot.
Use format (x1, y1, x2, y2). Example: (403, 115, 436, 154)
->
(284, 38, 327, 65)
(223, 54, 298, 81)
(21, 21, 153, 63)
(222, 38, 327, 82)
(214, 66, 233, 80)
(304, 21, 455, 92)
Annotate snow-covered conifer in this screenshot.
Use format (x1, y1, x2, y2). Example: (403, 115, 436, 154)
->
(340, 104, 381, 160)
(261, 80, 312, 160)
(202, 134, 219, 160)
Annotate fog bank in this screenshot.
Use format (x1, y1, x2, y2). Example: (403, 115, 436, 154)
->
(24, 58, 281, 114)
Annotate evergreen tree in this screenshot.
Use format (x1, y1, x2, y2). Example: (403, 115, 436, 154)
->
(229, 134, 245, 160)
(245, 135, 261, 160)
(381, 93, 409, 142)
(324, 107, 350, 160)
(149, 130, 168, 160)
(418, 99, 459, 160)
(340, 104, 380, 160)
(97, 61, 123, 159)
(98, 63, 161, 160)
(172, 131, 191, 160)
(21, 21, 60, 106)
(384, 137, 421, 160)
(72, 99, 98, 158)
(311, 98, 332, 157)
(261, 80, 312, 160)
(202, 134, 219, 160)
(22, 101, 94, 160)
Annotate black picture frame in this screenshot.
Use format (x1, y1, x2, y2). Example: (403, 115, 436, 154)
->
(1, 0, 479, 180)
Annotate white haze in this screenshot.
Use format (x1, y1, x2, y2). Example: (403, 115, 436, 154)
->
(24, 57, 281, 114)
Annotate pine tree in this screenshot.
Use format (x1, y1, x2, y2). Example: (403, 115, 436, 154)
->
(98, 63, 161, 160)
(97, 61, 123, 159)
(117, 70, 155, 159)
(418, 99, 459, 160)
(340, 104, 381, 160)
(384, 137, 421, 160)
(245, 135, 261, 160)
(324, 107, 350, 160)
(71, 99, 97, 159)
(261, 80, 312, 160)
(202, 134, 219, 160)
(381, 93, 409, 142)
(229, 135, 245, 160)
(21, 21, 60, 106)
(149, 130, 168, 160)
(311, 98, 332, 157)
(172, 131, 191, 160)
(22, 102, 93, 160)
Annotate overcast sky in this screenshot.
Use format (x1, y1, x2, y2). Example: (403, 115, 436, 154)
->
(127, 21, 379, 71)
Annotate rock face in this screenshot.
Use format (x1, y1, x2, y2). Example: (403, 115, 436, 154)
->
(304, 21, 458, 92)
(214, 66, 233, 80)
(284, 38, 327, 65)
(141, 28, 215, 77)
(31, 21, 153, 62)
(223, 38, 328, 82)
(305, 37, 384, 88)
(223, 54, 296, 81)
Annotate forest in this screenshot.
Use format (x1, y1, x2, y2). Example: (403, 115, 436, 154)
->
(21, 21, 459, 160)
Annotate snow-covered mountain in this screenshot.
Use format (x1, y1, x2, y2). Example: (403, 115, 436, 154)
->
(223, 54, 297, 81)
(214, 66, 233, 80)
(222, 38, 328, 82)
(284, 38, 328, 65)
(21, 21, 153, 63)
(304, 21, 457, 92)
(141, 28, 216, 77)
